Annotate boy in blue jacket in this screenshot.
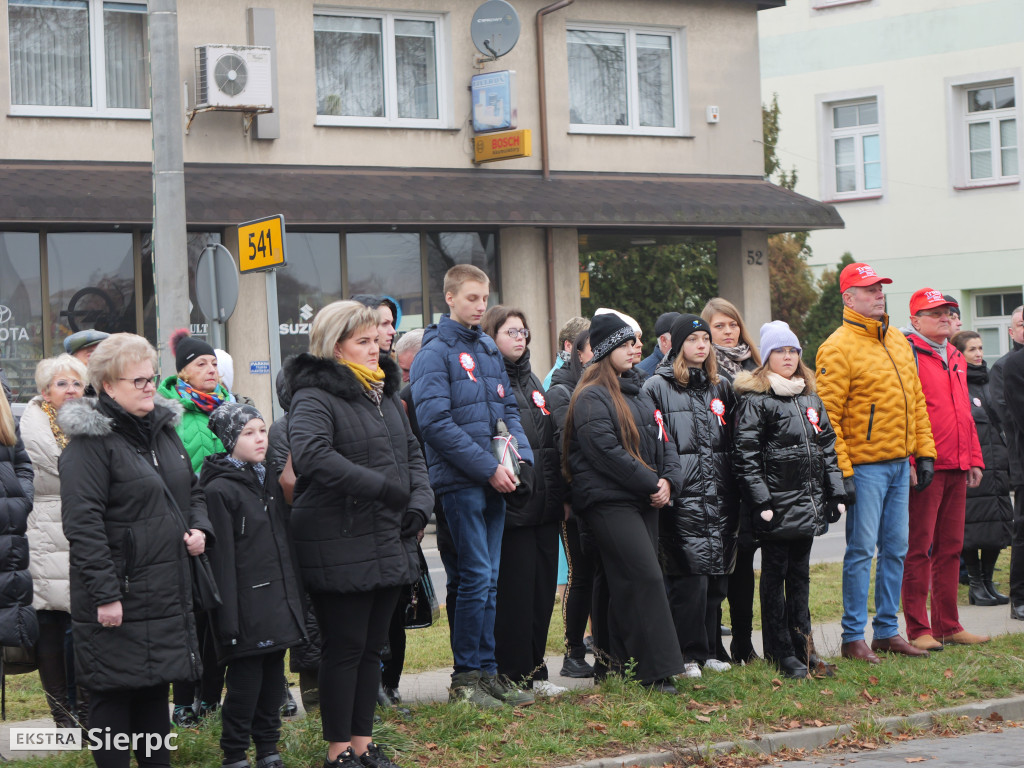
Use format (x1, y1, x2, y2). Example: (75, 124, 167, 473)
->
(410, 264, 534, 708)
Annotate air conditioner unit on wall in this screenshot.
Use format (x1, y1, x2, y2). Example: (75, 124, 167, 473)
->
(195, 44, 272, 110)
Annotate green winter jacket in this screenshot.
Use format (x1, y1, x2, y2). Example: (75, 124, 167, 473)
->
(157, 376, 229, 473)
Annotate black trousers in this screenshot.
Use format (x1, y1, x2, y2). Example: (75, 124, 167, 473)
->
(1011, 487, 1024, 605)
(666, 572, 728, 664)
(435, 504, 460, 650)
(88, 683, 171, 768)
(727, 543, 758, 650)
(172, 611, 224, 707)
(380, 600, 406, 691)
(759, 538, 813, 664)
(560, 517, 595, 659)
(220, 650, 285, 761)
(583, 502, 683, 685)
(495, 521, 559, 683)
(312, 587, 400, 743)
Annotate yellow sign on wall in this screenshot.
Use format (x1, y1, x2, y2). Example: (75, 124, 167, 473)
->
(238, 215, 287, 273)
(474, 129, 532, 164)
(579, 272, 590, 298)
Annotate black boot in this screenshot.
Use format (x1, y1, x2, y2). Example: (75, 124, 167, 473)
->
(982, 550, 1010, 605)
(1011, 603, 1024, 621)
(967, 560, 999, 606)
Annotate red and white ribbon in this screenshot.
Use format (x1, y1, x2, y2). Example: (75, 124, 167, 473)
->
(654, 409, 668, 442)
(459, 352, 477, 382)
(532, 390, 550, 415)
(806, 407, 822, 434)
(492, 434, 522, 463)
(710, 398, 726, 426)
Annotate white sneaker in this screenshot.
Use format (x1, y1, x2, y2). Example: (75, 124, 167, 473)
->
(682, 662, 702, 678)
(704, 659, 732, 673)
(532, 680, 568, 696)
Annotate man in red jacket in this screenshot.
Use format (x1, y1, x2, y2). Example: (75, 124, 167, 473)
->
(902, 288, 987, 650)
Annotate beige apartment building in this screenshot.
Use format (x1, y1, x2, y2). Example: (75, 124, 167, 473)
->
(0, 0, 839, 415)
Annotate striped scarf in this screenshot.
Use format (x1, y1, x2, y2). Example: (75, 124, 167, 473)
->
(175, 379, 228, 413)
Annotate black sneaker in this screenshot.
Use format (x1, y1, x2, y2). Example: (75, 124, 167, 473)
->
(560, 655, 594, 678)
(256, 753, 285, 768)
(382, 685, 402, 706)
(172, 705, 199, 728)
(281, 688, 298, 717)
(324, 747, 363, 768)
(222, 759, 251, 768)
(359, 742, 401, 768)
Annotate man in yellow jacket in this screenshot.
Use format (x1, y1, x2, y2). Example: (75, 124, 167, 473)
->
(816, 263, 937, 664)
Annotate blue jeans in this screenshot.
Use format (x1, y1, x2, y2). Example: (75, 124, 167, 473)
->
(841, 459, 910, 643)
(441, 486, 505, 674)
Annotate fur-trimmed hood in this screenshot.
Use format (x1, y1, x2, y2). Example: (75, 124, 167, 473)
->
(733, 370, 814, 396)
(58, 395, 183, 439)
(284, 353, 402, 401)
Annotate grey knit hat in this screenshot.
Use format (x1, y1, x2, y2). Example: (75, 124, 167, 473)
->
(208, 402, 264, 453)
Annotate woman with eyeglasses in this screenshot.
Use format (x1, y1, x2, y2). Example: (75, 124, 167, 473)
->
(481, 306, 566, 697)
(59, 333, 211, 768)
(20, 354, 89, 728)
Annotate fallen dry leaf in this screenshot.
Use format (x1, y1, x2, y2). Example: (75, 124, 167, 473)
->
(943, 668, 954, 678)
(868, 675, 879, 685)
(620, 720, 638, 728)
(905, 758, 926, 763)
(794, 701, 803, 710)
(788, 720, 801, 729)
(695, 715, 711, 723)
(586, 721, 608, 734)
(820, 688, 834, 696)
(990, 712, 1005, 722)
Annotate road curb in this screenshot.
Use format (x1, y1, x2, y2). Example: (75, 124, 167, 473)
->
(558, 695, 1024, 768)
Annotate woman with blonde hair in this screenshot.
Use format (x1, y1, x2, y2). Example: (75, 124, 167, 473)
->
(285, 300, 432, 768)
(20, 354, 88, 727)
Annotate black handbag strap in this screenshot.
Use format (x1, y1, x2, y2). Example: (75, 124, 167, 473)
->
(134, 451, 192, 536)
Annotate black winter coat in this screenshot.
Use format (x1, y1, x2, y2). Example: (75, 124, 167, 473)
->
(0, 428, 37, 648)
(200, 455, 305, 663)
(732, 372, 846, 541)
(964, 363, 1013, 550)
(285, 354, 432, 594)
(566, 373, 681, 513)
(503, 350, 563, 528)
(640, 360, 738, 576)
(993, 343, 1024, 487)
(59, 395, 210, 692)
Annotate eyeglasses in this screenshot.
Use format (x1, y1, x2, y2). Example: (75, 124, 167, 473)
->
(917, 308, 951, 318)
(52, 379, 85, 391)
(118, 375, 159, 390)
(505, 328, 530, 339)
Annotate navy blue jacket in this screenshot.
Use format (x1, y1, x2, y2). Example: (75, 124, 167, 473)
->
(410, 315, 533, 496)
(636, 347, 665, 378)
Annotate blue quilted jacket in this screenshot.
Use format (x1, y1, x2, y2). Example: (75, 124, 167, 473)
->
(410, 316, 533, 496)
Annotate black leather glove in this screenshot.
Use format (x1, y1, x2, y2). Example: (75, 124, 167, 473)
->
(914, 457, 935, 493)
(843, 475, 857, 508)
(379, 483, 411, 512)
(400, 510, 427, 538)
(826, 499, 845, 524)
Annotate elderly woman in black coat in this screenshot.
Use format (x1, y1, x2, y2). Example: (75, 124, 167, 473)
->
(285, 301, 432, 768)
(59, 333, 211, 768)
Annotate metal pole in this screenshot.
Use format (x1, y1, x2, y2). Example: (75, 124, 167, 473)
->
(149, 0, 190, 376)
(266, 271, 282, 421)
(205, 245, 224, 350)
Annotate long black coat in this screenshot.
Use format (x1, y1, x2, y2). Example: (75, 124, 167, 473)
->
(732, 372, 846, 541)
(200, 455, 306, 663)
(964, 363, 1013, 550)
(503, 350, 563, 528)
(640, 360, 738, 576)
(0, 427, 37, 648)
(285, 354, 432, 594)
(59, 395, 211, 692)
(566, 373, 681, 513)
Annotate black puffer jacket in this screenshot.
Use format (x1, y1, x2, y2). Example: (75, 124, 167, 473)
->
(503, 350, 563, 527)
(566, 373, 681, 513)
(0, 427, 36, 648)
(59, 395, 210, 692)
(266, 368, 292, 476)
(286, 354, 432, 594)
(200, 455, 305, 663)
(964, 363, 1013, 550)
(640, 360, 738, 576)
(732, 372, 846, 541)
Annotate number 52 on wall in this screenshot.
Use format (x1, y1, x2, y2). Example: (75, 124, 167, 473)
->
(238, 215, 287, 273)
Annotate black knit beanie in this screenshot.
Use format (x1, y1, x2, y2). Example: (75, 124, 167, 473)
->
(670, 314, 711, 356)
(588, 312, 636, 364)
(172, 331, 216, 373)
(208, 403, 264, 454)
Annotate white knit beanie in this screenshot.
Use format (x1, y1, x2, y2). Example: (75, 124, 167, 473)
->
(759, 321, 801, 362)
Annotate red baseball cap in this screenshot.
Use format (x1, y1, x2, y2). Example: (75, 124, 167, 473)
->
(839, 262, 893, 294)
(909, 287, 956, 316)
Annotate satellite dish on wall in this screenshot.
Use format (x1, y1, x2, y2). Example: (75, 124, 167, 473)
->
(471, 0, 521, 59)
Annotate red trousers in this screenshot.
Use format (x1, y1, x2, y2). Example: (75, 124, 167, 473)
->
(902, 469, 966, 639)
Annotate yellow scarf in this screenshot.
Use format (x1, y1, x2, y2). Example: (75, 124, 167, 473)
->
(336, 357, 386, 391)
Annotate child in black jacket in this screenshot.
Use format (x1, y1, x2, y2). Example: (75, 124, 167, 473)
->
(203, 403, 305, 768)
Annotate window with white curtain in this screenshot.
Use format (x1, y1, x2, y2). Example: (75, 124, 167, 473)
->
(567, 24, 685, 136)
(8, 0, 149, 117)
(314, 10, 446, 128)
(824, 97, 882, 199)
(965, 83, 1018, 182)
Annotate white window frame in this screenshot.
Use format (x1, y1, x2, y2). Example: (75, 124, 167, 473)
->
(7, 0, 150, 120)
(812, 0, 873, 10)
(816, 88, 885, 203)
(946, 71, 1022, 190)
(313, 7, 451, 130)
(566, 23, 688, 138)
(974, 289, 1024, 362)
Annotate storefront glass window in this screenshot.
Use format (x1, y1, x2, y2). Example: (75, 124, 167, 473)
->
(426, 232, 498, 323)
(47, 232, 136, 351)
(347, 233, 423, 331)
(0, 233, 42, 401)
(139, 232, 218, 349)
(277, 233, 342, 361)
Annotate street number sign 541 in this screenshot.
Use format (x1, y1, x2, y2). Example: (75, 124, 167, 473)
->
(238, 215, 287, 273)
